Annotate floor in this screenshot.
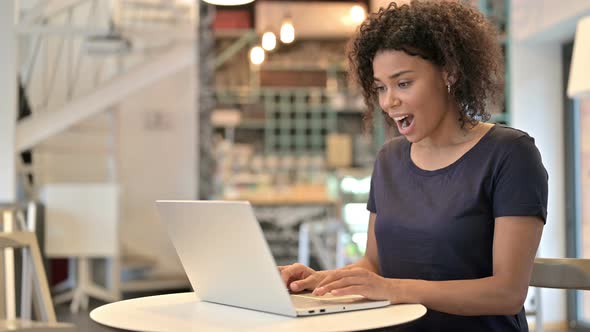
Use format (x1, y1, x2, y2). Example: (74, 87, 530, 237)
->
(55, 299, 119, 332)
(55, 289, 190, 332)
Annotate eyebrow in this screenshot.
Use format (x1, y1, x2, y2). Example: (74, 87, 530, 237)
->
(374, 70, 414, 82)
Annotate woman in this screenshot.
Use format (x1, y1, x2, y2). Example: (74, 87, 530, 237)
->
(280, 1, 547, 331)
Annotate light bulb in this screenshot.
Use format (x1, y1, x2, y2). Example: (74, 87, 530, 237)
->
(280, 19, 295, 44)
(250, 46, 265, 65)
(350, 5, 366, 24)
(261, 31, 276, 51)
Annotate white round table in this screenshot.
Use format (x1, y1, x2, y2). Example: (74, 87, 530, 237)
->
(90, 292, 427, 332)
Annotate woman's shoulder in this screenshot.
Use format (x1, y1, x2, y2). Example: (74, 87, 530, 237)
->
(488, 124, 535, 143)
(484, 124, 539, 153)
(483, 125, 544, 169)
(376, 135, 407, 161)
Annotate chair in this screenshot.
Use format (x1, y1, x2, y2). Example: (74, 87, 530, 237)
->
(528, 258, 590, 332)
(1, 204, 76, 331)
(530, 258, 590, 290)
(298, 218, 361, 270)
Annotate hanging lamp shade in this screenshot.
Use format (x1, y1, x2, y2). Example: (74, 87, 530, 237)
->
(280, 17, 295, 44)
(202, 0, 255, 5)
(568, 16, 590, 99)
(249, 46, 265, 65)
(261, 31, 276, 51)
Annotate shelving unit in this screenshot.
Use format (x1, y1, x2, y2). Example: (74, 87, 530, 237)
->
(264, 89, 337, 154)
(212, 0, 510, 154)
(214, 88, 339, 155)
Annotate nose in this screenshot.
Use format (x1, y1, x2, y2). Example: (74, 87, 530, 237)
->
(380, 90, 401, 112)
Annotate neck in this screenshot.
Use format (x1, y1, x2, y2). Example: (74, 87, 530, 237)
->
(414, 107, 480, 150)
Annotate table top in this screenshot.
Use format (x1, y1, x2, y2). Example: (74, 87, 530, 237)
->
(90, 292, 427, 332)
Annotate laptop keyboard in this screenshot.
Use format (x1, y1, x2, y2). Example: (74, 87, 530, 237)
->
(291, 294, 366, 309)
(291, 295, 328, 308)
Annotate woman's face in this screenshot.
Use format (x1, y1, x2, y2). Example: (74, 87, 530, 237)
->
(372, 50, 455, 144)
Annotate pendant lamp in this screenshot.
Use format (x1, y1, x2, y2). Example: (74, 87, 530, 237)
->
(568, 16, 590, 98)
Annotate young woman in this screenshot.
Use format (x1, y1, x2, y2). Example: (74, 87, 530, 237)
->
(280, 1, 548, 331)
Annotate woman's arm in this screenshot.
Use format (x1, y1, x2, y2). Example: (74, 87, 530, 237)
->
(279, 213, 379, 291)
(315, 216, 543, 315)
(399, 216, 543, 315)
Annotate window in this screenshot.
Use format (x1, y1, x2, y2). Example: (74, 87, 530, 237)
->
(564, 40, 590, 331)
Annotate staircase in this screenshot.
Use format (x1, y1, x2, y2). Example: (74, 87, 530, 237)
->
(16, 0, 196, 300)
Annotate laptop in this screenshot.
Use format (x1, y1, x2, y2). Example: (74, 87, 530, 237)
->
(155, 200, 390, 317)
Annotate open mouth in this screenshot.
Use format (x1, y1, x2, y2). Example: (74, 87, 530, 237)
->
(393, 114, 414, 131)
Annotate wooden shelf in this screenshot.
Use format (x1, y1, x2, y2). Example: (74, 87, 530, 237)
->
(224, 185, 337, 206)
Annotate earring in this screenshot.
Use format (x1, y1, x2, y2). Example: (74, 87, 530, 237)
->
(447, 83, 451, 94)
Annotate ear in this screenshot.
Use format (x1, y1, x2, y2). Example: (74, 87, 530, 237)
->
(442, 68, 458, 86)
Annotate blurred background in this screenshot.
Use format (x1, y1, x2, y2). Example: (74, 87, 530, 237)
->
(1, 0, 589, 331)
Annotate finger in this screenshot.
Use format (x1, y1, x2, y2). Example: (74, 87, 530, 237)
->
(330, 285, 367, 297)
(281, 264, 313, 289)
(280, 265, 298, 286)
(314, 271, 341, 289)
(313, 276, 363, 296)
(290, 274, 317, 292)
(278, 266, 291, 287)
(315, 269, 358, 289)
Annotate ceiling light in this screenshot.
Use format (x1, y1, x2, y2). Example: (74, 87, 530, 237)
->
(350, 5, 366, 24)
(202, 0, 255, 6)
(261, 31, 276, 51)
(250, 46, 265, 65)
(280, 17, 295, 44)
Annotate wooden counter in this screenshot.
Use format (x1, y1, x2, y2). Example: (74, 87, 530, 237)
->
(224, 185, 337, 206)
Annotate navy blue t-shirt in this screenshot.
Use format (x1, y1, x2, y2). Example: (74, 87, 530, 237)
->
(367, 125, 548, 332)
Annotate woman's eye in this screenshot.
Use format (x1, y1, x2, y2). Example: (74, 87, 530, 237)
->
(375, 85, 386, 92)
(398, 81, 412, 89)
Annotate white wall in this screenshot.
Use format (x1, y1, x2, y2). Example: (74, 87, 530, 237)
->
(14, 1, 198, 276)
(510, 0, 590, 326)
(117, 66, 196, 274)
(511, 41, 566, 325)
(512, 0, 590, 42)
(0, 1, 17, 203)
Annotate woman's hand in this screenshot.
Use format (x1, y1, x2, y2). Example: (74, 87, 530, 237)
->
(279, 263, 327, 292)
(312, 267, 397, 301)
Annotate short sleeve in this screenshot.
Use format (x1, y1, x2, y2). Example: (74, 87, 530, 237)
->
(367, 151, 381, 214)
(367, 174, 377, 213)
(493, 136, 548, 223)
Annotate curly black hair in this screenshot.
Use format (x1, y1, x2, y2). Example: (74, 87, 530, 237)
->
(347, 0, 504, 130)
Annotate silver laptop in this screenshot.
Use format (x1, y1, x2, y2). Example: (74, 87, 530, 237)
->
(155, 200, 390, 317)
